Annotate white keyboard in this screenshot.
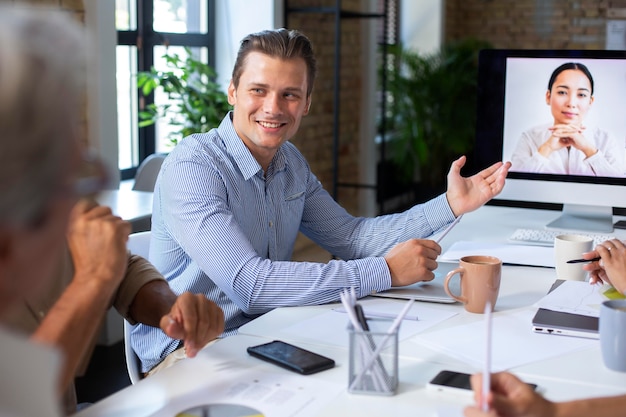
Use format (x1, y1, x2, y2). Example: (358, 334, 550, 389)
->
(508, 228, 615, 247)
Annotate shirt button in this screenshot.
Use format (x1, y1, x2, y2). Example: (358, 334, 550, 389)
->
(269, 221, 273, 228)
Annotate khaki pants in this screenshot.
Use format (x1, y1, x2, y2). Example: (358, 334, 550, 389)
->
(145, 339, 219, 378)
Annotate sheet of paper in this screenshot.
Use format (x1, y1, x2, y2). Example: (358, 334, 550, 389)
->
(410, 309, 596, 371)
(159, 367, 344, 417)
(282, 299, 457, 349)
(440, 241, 555, 267)
(534, 280, 617, 317)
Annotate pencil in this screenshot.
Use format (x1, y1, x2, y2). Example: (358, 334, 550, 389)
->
(482, 301, 492, 412)
(435, 215, 463, 244)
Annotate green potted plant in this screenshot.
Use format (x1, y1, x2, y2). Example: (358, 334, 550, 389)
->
(384, 39, 492, 199)
(137, 47, 231, 147)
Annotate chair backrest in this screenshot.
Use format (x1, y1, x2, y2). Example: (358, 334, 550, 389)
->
(124, 320, 142, 384)
(132, 153, 166, 192)
(124, 230, 152, 384)
(126, 230, 151, 259)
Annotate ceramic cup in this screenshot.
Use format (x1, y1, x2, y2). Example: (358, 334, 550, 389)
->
(600, 299, 626, 372)
(444, 255, 502, 313)
(554, 234, 594, 281)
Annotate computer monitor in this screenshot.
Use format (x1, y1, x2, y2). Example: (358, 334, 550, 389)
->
(473, 49, 626, 232)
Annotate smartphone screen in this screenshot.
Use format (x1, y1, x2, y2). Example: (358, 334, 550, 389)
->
(247, 340, 335, 375)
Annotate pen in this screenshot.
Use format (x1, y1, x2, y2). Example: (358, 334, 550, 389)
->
(482, 301, 492, 412)
(436, 215, 463, 244)
(567, 257, 601, 264)
(354, 303, 370, 331)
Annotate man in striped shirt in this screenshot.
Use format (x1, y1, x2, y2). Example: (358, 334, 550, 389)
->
(134, 28, 512, 374)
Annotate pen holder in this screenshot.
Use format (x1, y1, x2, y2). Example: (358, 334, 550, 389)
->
(348, 318, 399, 396)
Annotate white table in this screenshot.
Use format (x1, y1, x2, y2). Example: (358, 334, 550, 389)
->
(74, 205, 626, 416)
(96, 189, 153, 233)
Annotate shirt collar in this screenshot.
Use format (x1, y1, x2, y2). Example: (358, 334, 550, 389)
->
(219, 112, 288, 180)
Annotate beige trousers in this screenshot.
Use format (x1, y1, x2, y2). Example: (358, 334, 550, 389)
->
(145, 339, 219, 378)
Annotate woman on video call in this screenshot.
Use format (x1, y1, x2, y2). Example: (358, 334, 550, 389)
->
(510, 62, 624, 177)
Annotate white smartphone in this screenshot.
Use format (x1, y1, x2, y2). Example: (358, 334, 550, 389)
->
(427, 370, 538, 397)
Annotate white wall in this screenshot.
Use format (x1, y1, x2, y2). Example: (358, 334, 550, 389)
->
(84, 0, 120, 187)
(215, 0, 277, 90)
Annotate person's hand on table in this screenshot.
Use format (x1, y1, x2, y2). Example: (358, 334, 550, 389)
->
(160, 291, 225, 358)
(464, 372, 554, 417)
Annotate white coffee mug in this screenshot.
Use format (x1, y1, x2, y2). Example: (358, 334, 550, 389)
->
(554, 234, 594, 281)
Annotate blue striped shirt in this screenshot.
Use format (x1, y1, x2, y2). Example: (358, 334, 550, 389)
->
(133, 113, 455, 372)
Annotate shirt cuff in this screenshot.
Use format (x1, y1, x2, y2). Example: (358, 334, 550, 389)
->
(353, 257, 392, 298)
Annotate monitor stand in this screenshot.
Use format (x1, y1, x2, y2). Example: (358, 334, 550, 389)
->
(545, 203, 614, 233)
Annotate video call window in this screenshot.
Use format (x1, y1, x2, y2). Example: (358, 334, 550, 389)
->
(502, 57, 626, 178)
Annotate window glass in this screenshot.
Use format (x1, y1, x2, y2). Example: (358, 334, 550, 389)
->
(153, 0, 207, 33)
(117, 45, 139, 170)
(153, 45, 208, 153)
(115, 0, 136, 31)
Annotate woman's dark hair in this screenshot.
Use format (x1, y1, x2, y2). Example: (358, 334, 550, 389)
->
(547, 62, 594, 95)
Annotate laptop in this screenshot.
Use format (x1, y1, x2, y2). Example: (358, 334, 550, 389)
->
(369, 262, 459, 304)
(531, 280, 599, 339)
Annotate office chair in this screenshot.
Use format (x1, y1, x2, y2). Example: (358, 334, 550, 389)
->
(124, 230, 152, 384)
(132, 153, 165, 192)
(123, 320, 142, 384)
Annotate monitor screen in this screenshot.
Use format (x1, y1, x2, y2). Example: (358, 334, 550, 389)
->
(474, 49, 626, 232)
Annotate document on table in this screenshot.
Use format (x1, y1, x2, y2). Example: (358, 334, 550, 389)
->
(410, 309, 596, 371)
(160, 365, 343, 417)
(534, 280, 623, 318)
(440, 241, 555, 268)
(282, 298, 458, 349)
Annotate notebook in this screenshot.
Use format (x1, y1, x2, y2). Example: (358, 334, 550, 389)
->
(369, 262, 459, 304)
(531, 280, 599, 339)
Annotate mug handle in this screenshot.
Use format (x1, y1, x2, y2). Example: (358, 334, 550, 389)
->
(444, 267, 466, 304)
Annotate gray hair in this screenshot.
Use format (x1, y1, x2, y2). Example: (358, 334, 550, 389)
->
(0, 7, 87, 227)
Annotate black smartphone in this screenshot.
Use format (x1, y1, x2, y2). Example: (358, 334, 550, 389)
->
(427, 370, 538, 396)
(246, 340, 335, 375)
(614, 220, 626, 230)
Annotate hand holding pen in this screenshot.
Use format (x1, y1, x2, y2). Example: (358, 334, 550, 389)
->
(581, 239, 626, 294)
(383, 216, 462, 287)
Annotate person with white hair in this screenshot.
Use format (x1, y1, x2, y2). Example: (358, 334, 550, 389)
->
(0, 6, 225, 416)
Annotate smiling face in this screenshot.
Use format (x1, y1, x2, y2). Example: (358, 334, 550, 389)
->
(546, 69, 594, 126)
(228, 52, 311, 171)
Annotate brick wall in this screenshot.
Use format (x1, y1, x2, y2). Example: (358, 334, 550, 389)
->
(445, 0, 626, 49)
(286, 0, 366, 216)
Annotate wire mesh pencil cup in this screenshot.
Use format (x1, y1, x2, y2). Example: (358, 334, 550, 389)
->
(348, 318, 399, 396)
